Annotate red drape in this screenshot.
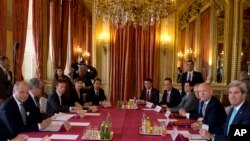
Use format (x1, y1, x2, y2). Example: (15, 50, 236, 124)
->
(200, 8, 210, 80)
(50, 0, 61, 68)
(135, 25, 159, 98)
(110, 24, 135, 101)
(33, 0, 43, 78)
(0, 0, 7, 56)
(189, 20, 195, 51)
(60, 0, 70, 70)
(13, 0, 29, 81)
(180, 28, 186, 69)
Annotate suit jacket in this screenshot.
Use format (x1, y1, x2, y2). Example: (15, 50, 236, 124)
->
(188, 100, 203, 120)
(160, 87, 181, 107)
(0, 113, 15, 140)
(0, 96, 39, 136)
(180, 71, 204, 96)
(171, 92, 198, 112)
(0, 67, 9, 100)
(140, 88, 159, 105)
(24, 95, 43, 124)
(86, 88, 106, 105)
(214, 101, 250, 141)
(201, 96, 227, 134)
(69, 88, 87, 106)
(46, 92, 70, 114)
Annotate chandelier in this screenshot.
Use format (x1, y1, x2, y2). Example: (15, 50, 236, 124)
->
(94, 0, 176, 27)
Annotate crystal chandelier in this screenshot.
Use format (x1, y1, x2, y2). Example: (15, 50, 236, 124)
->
(94, 0, 176, 27)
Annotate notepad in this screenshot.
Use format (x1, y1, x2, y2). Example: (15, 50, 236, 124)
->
(85, 113, 101, 116)
(50, 134, 78, 140)
(69, 122, 90, 126)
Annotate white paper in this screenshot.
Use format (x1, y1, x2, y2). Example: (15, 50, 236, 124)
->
(69, 122, 90, 126)
(170, 128, 178, 141)
(168, 130, 190, 136)
(154, 105, 162, 112)
(188, 134, 205, 140)
(201, 124, 209, 131)
(41, 121, 64, 132)
(85, 113, 101, 116)
(28, 138, 43, 141)
(164, 110, 171, 118)
(146, 102, 153, 108)
(158, 119, 177, 122)
(52, 113, 76, 121)
(50, 134, 78, 140)
(142, 108, 155, 111)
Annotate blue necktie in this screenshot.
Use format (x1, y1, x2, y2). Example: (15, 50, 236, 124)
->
(202, 103, 206, 117)
(198, 101, 204, 115)
(227, 108, 237, 135)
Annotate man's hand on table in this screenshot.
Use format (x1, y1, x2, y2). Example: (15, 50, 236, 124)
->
(40, 118, 52, 130)
(191, 122, 202, 130)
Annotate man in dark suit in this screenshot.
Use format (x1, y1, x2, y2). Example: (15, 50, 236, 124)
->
(0, 56, 12, 104)
(160, 78, 181, 108)
(199, 80, 250, 141)
(139, 78, 159, 105)
(86, 78, 106, 106)
(181, 60, 204, 97)
(24, 78, 51, 124)
(0, 81, 51, 137)
(191, 83, 227, 134)
(47, 79, 79, 114)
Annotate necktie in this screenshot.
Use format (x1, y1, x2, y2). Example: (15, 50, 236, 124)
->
(202, 102, 206, 117)
(187, 72, 192, 81)
(146, 90, 150, 101)
(59, 96, 62, 106)
(95, 90, 99, 97)
(227, 108, 237, 135)
(198, 101, 204, 115)
(34, 96, 40, 107)
(166, 91, 171, 103)
(20, 103, 27, 125)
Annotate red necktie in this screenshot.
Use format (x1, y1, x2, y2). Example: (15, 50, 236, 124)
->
(146, 90, 150, 101)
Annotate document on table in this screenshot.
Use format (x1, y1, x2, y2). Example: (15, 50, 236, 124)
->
(52, 113, 76, 121)
(157, 119, 178, 122)
(166, 130, 190, 136)
(28, 138, 43, 141)
(41, 121, 64, 132)
(85, 113, 101, 116)
(142, 108, 155, 111)
(182, 134, 205, 140)
(50, 134, 78, 140)
(69, 122, 90, 126)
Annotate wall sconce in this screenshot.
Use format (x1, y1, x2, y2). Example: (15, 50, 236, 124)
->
(177, 51, 184, 60)
(83, 51, 90, 65)
(76, 46, 83, 62)
(98, 32, 110, 54)
(160, 34, 171, 56)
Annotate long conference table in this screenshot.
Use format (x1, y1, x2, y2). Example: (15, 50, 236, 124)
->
(26, 103, 198, 141)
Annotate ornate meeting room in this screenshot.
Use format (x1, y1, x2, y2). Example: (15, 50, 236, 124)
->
(1, 0, 250, 141)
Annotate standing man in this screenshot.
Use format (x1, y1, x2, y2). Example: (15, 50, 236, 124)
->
(200, 80, 250, 141)
(139, 78, 159, 105)
(160, 78, 181, 108)
(0, 81, 51, 136)
(181, 60, 204, 97)
(0, 56, 12, 103)
(86, 78, 106, 106)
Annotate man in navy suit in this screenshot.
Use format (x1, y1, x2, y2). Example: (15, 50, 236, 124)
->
(200, 80, 250, 141)
(160, 78, 181, 108)
(180, 60, 204, 97)
(0, 81, 51, 137)
(190, 83, 227, 134)
(139, 78, 159, 105)
(86, 78, 106, 106)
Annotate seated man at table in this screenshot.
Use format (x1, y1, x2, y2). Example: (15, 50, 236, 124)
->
(0, 81, 51, 136)
(168, 81, 198, 112)
(139, 78, 159, 105)
(190, 83, 227, 134)
(86, 78, 107, 106)
(160, 78, 181, 108)
(179, 83, 202, 119)
(47, 79, 80, 114)
(199, 80, 250, 141)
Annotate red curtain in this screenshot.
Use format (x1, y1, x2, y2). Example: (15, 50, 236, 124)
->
(110, 24, 135, 101)
(180, 28, 186, 69)
(33, 0, 43, 78)
(135, 25, 159, 98)
(200, 8, 210, 80)
(60, 0, 70, 70)
(50, 0, 61, 68)
(0, 0, 7, 56)
(189, 20, 195, 51)
(13, 0, 29, 81)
